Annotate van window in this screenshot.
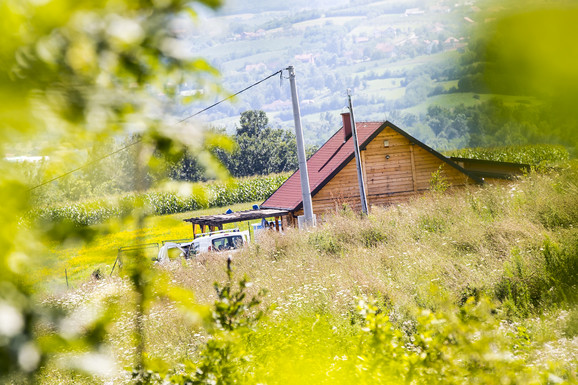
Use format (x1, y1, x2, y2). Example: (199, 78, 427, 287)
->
(212, 235, 244, 251)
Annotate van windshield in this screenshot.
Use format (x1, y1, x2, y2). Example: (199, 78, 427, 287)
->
(212, 235, 244, 251)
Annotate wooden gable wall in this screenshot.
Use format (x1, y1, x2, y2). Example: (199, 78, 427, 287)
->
(298, 126, 473, 216)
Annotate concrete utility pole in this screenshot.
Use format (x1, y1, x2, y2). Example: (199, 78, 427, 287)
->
(287, 66, 315, 227)
(348, 89, 368, 215)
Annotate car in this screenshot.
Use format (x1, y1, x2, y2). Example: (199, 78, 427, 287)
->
(157, 240, 194, 263)
(156, 229, 249, 263)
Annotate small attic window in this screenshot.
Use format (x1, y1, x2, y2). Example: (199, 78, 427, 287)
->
(383, 140, 389, 148)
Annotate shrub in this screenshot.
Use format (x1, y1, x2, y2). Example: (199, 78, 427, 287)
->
(429, 165, 450, 193)
(359, 227, 387, 248)
(542, 238, 578, 304)
(308, 231, 343, 255)
(494, 247, 546, 317)
(495, 237, 578, 317)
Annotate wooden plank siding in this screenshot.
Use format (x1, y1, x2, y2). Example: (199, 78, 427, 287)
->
(307, 126, 473, 215)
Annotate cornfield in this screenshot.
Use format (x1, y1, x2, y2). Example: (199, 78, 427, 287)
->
(445, 144, 570, 164)
(30, 173, 289, 227)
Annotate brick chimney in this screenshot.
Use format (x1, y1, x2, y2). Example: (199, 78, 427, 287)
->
(341, 112, 352, 142)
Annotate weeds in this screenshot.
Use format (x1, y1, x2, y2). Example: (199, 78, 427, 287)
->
(359, 227, 387, 248)
(308, 231, 343, 255)
(40, 163, 578, 383)
(429, 164, 450, 193)
(542, 237, 578, 304)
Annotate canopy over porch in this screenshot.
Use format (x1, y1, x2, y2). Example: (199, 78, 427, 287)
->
(183, 208, 291, 236)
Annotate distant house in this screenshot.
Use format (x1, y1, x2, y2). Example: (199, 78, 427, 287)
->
(260, 115, 519, 226)
(375, 43, 395, 57)
(443, 37, 460, 48)
(404, 8, 425, 16)
(294, 53, 316, 64)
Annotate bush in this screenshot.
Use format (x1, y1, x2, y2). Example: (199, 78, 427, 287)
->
(308, 231, 343, 255)
(494, 237, 578, 317)
(543, 238, 578, 304)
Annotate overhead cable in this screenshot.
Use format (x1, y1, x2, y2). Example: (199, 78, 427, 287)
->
(27, 69, 285, 191)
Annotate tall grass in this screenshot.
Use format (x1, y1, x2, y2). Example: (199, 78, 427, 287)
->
(39, 164, 578, 384)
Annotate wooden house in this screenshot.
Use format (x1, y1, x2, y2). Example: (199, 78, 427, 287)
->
(260, 114, 485, 226)
(184, 116, 530, 233)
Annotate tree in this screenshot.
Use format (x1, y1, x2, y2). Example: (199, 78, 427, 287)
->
(169, 149, 207, 182)
(237, 110, 269, 137)
(217, 110, 300, 177)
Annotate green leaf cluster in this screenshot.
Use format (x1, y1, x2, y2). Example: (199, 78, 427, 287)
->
(0, 0, 223, 381)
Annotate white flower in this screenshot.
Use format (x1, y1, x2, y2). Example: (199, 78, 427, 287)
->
(0, 303, 24, 337)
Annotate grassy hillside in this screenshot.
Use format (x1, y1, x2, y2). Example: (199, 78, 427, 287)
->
(37, 163, 578, 384)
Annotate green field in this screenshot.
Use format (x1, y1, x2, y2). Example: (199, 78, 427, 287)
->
(40, 201, 263, 289)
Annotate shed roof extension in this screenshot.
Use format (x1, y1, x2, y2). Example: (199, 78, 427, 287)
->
(261, 120, 483, 211)
(184, 208, 289, 228)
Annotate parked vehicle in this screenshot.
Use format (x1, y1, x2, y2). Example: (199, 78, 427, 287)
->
(112, 243, 160, 274)
(192, 228, 250, 254)
(157, 239, 194, 263)
(156, 229, 249, 263)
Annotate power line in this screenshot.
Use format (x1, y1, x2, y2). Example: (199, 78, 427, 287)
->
(176, 70, 282, 124)
(28, 140, 141, 192)
(27, 69, 285, 192)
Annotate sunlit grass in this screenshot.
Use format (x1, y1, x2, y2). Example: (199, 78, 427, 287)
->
(36, 163, 578, 384)
(38, 201, 262, 290)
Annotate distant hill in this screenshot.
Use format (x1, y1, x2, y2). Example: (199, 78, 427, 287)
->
(217, 0, 349, 14)
(175, 0, 576, 155)
(178, 0, 481, 147)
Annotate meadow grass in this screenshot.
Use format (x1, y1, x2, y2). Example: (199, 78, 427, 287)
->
(364, 78, 406, 99)
(38, 164, 578, 384)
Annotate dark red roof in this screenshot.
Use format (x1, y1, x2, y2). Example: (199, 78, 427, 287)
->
(261, 122, 383, 211)
(261, 121, 482, 212)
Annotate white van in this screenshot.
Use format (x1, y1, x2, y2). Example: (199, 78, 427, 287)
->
(192, 229, 250, 254)
(156, 240, 194, 263)
(156, 229, 249, 263)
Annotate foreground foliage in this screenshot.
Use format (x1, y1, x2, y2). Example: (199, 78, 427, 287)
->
(0, 0, 224, 382)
